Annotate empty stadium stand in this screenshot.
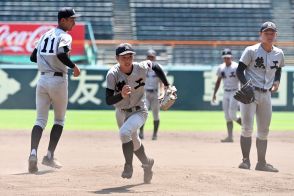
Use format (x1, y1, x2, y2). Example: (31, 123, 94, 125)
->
(1, 0, 294, 66)
(0, 0, 113, 39)
(130, 0, 272, 41)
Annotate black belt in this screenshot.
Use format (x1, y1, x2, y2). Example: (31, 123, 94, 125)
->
(41, 72, 63, 77)
(121, 106, 141, 113)
(254, 86, 268, 93)
(146, 89, 157, 93)
(224, 89, 237, 92)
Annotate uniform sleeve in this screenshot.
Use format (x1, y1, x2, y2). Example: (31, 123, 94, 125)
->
(239, 46, 252, 66)
(279, 51, 285, 67)
(59, 34, 72, 49)
(106, 71, 116, 91)
(139, 60, 153, 71)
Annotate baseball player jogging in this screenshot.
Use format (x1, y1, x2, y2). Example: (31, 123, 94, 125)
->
(212, 48, 241, 143)
(139, 49, 164, 140)
(28, 7, 81, 173)
(235, 21, 284, 172)
(105, 43, 171, 183)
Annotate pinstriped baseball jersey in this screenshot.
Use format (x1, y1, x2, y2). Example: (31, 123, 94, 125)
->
(216, 61, 239, 90)
(239, 43, 285, 89)
(36, 28, 72, 74)
(106, 60, 152, 109)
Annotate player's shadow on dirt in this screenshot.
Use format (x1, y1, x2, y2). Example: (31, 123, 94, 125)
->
(13, 169, 55, 176)
(93, 183, 145, 194)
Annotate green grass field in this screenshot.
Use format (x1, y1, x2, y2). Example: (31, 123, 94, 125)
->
(0, 110, 292, 132)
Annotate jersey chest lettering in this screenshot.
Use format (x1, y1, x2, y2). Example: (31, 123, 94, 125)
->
(254, 55, 279, 70)
(134, 78, 145, 89)
(270, 61, 279, 69)
(229, 71, 236, 78)
(115, 80, 126, 92)
(254, 57, 265, 69)
(115, 78, 145, 92)
(221, 69, 236, 78)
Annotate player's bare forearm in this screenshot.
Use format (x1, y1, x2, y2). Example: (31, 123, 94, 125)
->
(213, 78, 221, 96)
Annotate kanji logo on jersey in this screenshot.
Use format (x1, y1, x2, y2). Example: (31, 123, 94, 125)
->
(254, 57, 265, 69)
(270, 61, 279, 69)
(221, 72, 226, 78)
(134, 78, 145, 89)
(116, 81, 126, 92)
(229, 72, 236, 78)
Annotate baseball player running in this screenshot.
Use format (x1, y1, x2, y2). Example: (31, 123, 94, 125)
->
(28, 7, 81, 173)
(139, 49, 164, 140)
(236, 21, 284, 172)
(105, 43, 170, 183)
(212, 48, 241, 143)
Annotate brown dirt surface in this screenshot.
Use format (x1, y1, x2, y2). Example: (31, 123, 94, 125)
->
(1, 130, 294, 196)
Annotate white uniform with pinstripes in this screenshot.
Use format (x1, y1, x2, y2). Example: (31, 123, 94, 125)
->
(239, 43, 285, 140)
(34, 28, 72, 129)
(106, 60, 152, 151)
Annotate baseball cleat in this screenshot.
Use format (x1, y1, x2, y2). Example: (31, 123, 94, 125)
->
(255, 162, 278, 172)
(142, 158, 154, 183)
(28, 155, 38, 173)
(221, 137, 233, 143)
(42, 156, 62, 169)
(239, 158, 251, 170)
(121, 164, 133, 179)
(152, 134, 157, 140)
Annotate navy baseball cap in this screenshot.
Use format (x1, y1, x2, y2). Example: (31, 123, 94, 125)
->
(58, 7, 81, 20)
(260, 21, 277, 32)
(147, 49, 157, 57)
(222, 48, 232, 58)
(116, 43, 136, 56)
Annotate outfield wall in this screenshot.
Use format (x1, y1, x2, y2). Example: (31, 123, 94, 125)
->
(0, 66, 293, 111)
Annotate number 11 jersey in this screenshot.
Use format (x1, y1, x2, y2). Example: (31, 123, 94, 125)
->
(36, 28, 72, 74)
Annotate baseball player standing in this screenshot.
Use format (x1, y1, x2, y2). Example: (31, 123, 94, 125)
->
(236, 21, 284, 172)
(105, 43, 170, 183)
(139, 49, 164, 140)
(28, 7, 81, 173)
(212, 48, 241, 143)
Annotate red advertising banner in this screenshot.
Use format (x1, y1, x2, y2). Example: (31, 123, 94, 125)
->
(0, 22, 85, 55)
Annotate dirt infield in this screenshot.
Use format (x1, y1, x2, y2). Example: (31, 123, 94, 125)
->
(1, 130, 294, 196)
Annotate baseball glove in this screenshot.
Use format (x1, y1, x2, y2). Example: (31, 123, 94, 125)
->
(159, 85, 177, 110)
(234, 80, 255, 104)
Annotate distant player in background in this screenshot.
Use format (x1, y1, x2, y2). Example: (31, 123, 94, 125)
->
(28, 7, 81, 173)
(212, 48, 241, 142)
(139, 49, 164, 140)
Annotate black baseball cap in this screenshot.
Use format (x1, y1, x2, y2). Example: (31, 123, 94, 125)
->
(222, 48, 232, 58)
(116, 43, 136, 56)
(58, 7, 81, 20)
(147, 49, 157, 57)
(260, 21, 277, 32)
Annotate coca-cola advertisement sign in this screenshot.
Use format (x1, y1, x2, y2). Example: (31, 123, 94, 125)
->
(0, 22, 85, 55)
